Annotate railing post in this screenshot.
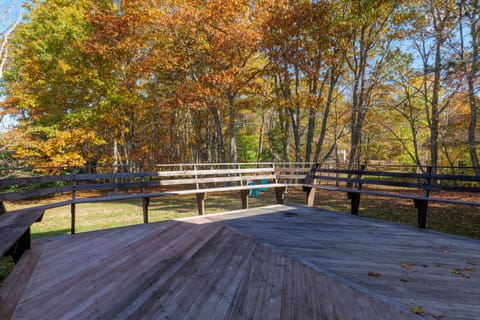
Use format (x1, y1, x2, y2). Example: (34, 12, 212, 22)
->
(275, 187, 286, 204)
(142, 197, 150, 224)
(194, 164, 199, 190)
(196, 193, 206, 215)
(414, 199, 428, 229)
(141, 174, 149, 223)
(240, 189, 249, 209)
(70, 168, 76, 235)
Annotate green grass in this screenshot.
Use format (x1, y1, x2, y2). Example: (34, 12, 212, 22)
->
(27, 191, 285, 239)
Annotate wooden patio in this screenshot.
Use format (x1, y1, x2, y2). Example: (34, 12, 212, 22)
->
(1, 204, 479, 319)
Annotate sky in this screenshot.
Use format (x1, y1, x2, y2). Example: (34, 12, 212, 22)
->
(0, 0, 24, 131)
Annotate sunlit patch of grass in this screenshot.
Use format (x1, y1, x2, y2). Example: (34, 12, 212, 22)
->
(27, 191, 282, 239)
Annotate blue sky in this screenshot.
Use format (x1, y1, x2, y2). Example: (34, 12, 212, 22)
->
(0, 0, 23, 130)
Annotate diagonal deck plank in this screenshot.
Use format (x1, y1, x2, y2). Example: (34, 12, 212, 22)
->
(207, 205, 480, 319)
(1, 204, 479, 319)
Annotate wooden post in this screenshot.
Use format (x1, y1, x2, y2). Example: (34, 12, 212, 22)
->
(347, 192, 361, 215)
(240, 190, 249, 209)
(0, 202, 6, 215)
(141, 175, 149, 223)
(414, 199, 428, 229)
(71, 169, 76, 235)
(196, 193, 206, 215)
(304, 163, 319, 206)
(304, 186, 315, 207)
(275, 187, 286, 204)
(142, 197, 150, 223)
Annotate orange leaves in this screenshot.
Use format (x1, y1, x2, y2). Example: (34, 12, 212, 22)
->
(367, 271, 381, 278)
(400, 263, 413, 270)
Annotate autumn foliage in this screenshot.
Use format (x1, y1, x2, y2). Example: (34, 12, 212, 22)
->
(1, 0, 479, 172)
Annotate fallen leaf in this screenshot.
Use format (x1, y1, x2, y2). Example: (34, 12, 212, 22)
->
(400, 263, 413, 270)
(411, 305, 424, 315)
(368, 271, 381, 278)
(464, 268, 475, 272)
(400, 278, 408, 283)
(450, 268, 461, 275)
(462, 274, 471, 279)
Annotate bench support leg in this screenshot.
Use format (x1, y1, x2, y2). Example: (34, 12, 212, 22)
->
(10, 228, 31, 263)
(71, 203, 76, 235)
(142, 197, 150, 223)
(275, 187, 286, 204)
(414, 199, 428, 229)
(347, 192, 361, 215)
(196, 193, 206, 215)
(303, 186, 315, 207)
(240, 190, 249, 209)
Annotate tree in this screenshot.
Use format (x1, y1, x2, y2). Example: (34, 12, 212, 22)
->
(457, 0, 480, 174)
(3, 0, 105, 167)
(342, 0, 405, 169)
(409, 0, 457, 172)
(261, 0, 343, 165)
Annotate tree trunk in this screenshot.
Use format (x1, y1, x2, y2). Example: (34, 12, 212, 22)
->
(464, 1, 480, 174)
(257, 107, 266, 162)
(227, 92, 238, 163)
(305, 106, 316, 164)
(209, 105, 227, 163)
(313, 68, 339, 163)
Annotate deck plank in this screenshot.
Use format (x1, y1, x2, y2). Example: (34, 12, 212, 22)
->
(209, 205, 480, 319)
(2, 204, 479, 319)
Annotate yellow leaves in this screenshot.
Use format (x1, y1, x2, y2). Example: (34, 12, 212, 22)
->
(450, 267, 476, 279)
(411, 305, 424, 315)
(12, 126, 104, 168)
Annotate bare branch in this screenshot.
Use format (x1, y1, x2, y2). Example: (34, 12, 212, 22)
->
(0, 0, 22, 80)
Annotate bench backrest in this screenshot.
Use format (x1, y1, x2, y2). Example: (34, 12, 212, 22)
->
(0, 164, 281, 206)
(275, 166, 311, 185)
(307, 167, 480, 198)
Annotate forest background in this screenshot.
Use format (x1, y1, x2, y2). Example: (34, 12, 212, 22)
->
(0, 0, 479, 174)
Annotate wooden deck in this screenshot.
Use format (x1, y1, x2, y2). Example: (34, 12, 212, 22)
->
(1, 205, 479, 319)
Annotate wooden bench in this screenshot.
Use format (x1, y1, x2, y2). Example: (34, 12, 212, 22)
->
(304, 164, 480, 228)
(4, 162, 477, 263)
(0, 163, 289, 262)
